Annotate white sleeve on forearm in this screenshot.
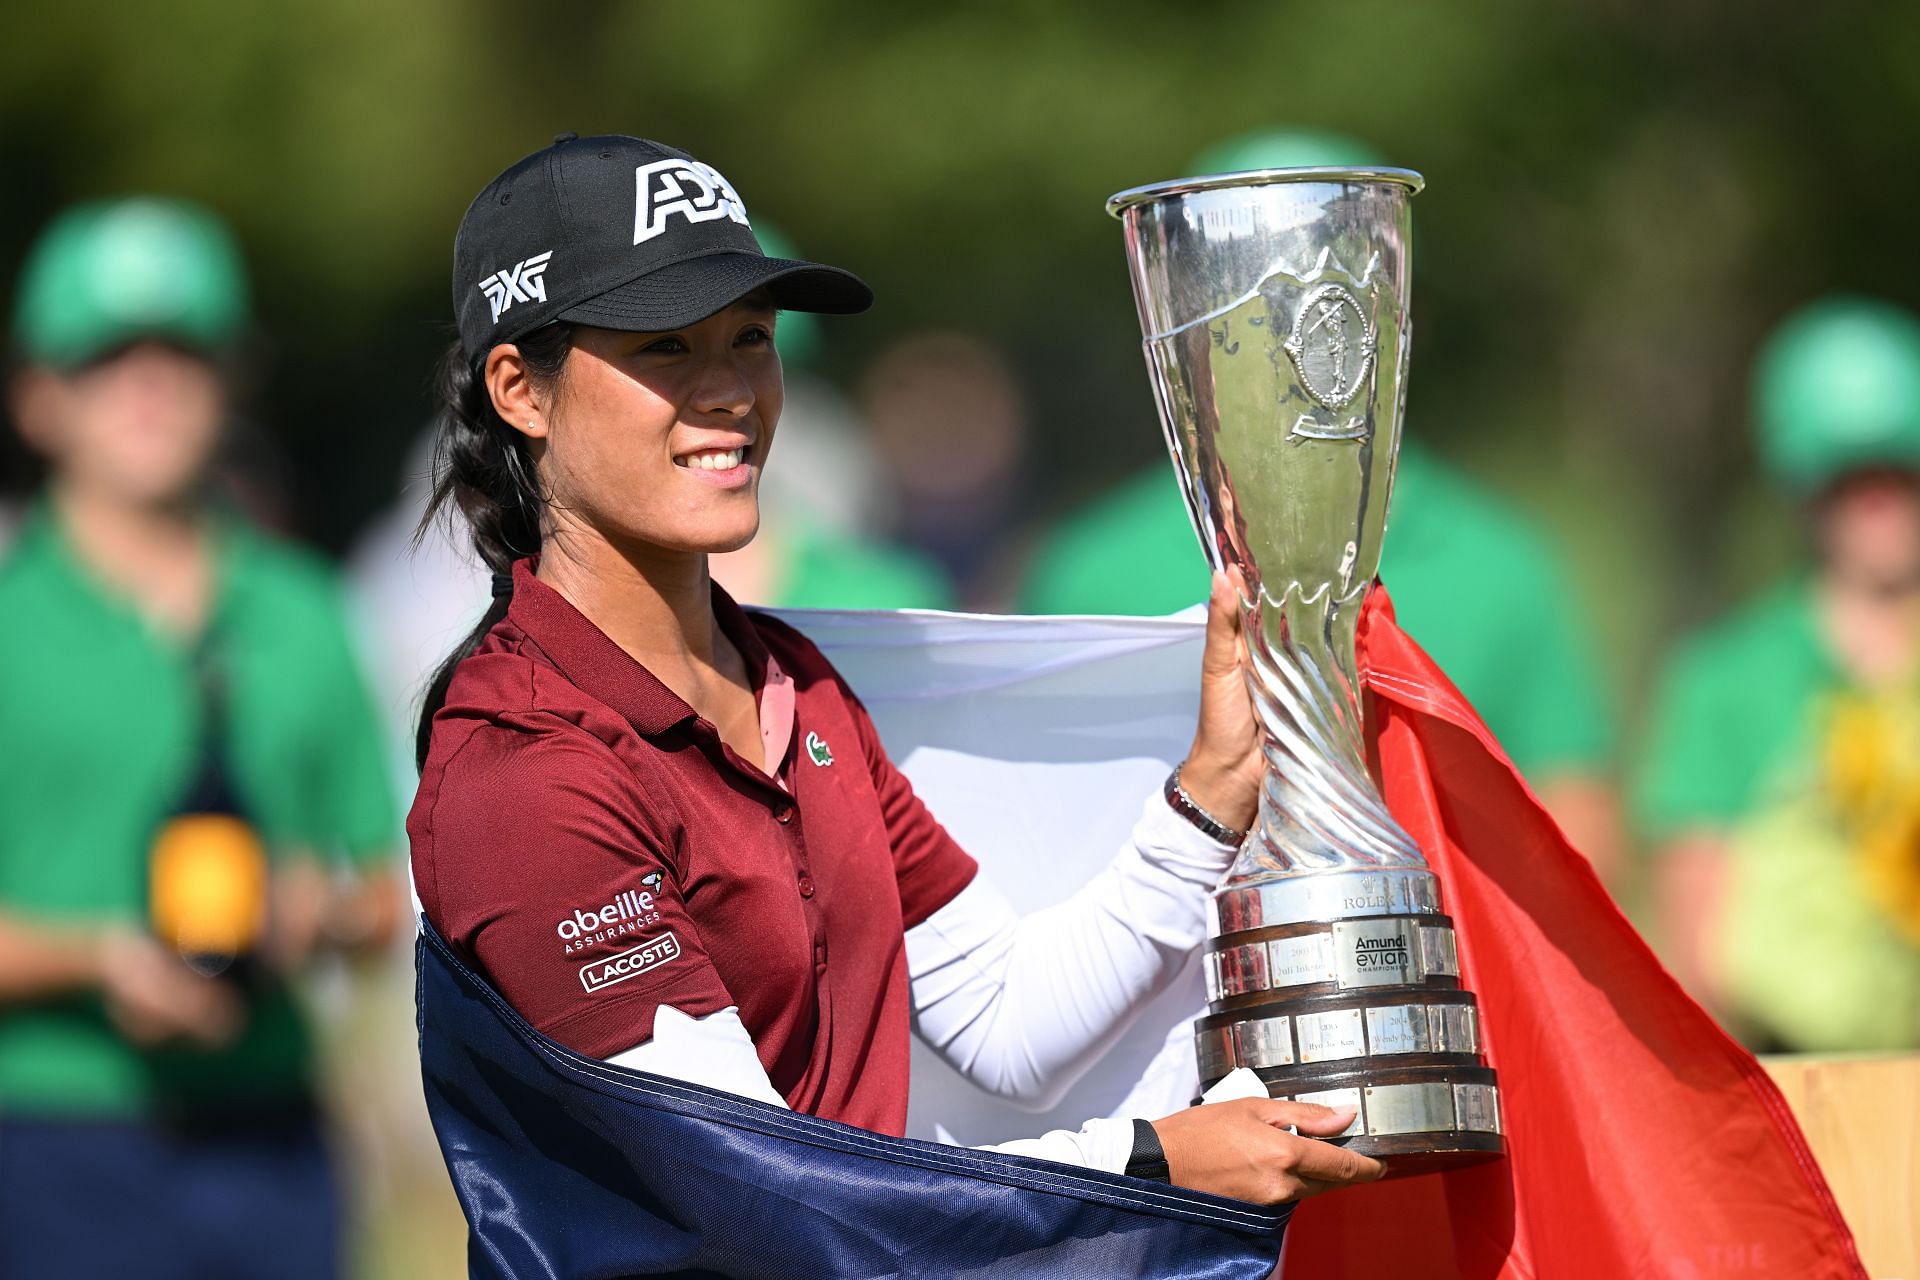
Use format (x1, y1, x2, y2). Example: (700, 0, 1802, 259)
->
(904, 790, 1236, 1111)
(604, 1005, 1139, 1172)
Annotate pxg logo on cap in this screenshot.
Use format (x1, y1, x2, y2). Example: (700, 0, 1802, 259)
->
(478, 251, 553, 324)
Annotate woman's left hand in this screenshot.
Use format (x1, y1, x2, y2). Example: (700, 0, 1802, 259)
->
(1181, 570, 1263, 836)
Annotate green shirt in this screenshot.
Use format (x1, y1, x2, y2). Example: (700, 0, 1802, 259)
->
(0, 505, 397, 1118)
(1018, 444, 1617, 776)
(1635, 578, 1920, 1051)
(1635, 580, 1831, 840)
(769, 520, 955, 611)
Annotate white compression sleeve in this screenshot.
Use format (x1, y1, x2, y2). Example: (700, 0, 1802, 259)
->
(604, 1006, 1141, 1173)
(904, 790, 1236, 1111)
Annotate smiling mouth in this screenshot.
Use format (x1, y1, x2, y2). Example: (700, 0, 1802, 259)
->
(675, 447, 746, 471)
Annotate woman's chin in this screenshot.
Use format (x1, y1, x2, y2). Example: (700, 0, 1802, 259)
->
(674, 512, 762, 557)
(709, 525, 761, 556)
(599, 489, 762, 559)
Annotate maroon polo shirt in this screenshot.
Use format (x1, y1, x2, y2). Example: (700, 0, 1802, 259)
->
(409, 559, 977, 1135)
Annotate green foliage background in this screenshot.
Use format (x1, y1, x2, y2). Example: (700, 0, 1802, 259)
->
(6, 0, 1920, 708)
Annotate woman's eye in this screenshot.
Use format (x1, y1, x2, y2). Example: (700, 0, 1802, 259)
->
(737, 326, 774, 347)
(640, 336, 688, 355)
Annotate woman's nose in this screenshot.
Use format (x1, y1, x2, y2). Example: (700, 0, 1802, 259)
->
(690, 352, 756, 416)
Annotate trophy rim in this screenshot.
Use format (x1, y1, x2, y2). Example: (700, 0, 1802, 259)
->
(1105, 166, 1426, 218)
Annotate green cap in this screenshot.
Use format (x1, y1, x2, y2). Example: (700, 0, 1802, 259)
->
(1754, 295, 1920, 494)
(12, 197, 249, 370)
(1190, 127, 1385, 176)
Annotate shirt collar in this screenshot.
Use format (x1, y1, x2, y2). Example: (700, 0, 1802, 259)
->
(505, 558, 796, 769)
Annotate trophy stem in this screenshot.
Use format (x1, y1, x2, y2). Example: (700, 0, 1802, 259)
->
(1227, 590, 1426, 886)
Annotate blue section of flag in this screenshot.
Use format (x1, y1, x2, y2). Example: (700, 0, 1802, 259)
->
(416, 922, 1288, 1279)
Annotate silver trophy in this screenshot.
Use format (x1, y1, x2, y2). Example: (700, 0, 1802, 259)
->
(1108, 168, 1502, 1172)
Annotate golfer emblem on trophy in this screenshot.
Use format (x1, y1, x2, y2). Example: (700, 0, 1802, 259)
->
(1109, 166, 1504, 1171)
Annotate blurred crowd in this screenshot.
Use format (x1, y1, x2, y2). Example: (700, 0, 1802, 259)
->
(3, 128, 1919, 1276)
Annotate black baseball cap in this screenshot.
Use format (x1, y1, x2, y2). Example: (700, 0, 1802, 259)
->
(453, 134, 871, 363)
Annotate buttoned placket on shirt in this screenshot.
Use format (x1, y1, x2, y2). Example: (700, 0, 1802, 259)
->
(675, 648, 827, 972)
(503, 560, 825, 962)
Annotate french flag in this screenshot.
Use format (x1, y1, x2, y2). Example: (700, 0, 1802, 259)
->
(416, 921, 1291, 1278)
(416, 596, 1864, 1279)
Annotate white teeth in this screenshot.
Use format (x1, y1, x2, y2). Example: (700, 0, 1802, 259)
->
(683, 448, 743, 471)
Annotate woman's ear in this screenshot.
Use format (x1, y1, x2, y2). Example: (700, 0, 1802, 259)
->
(484, 344, 550, 441)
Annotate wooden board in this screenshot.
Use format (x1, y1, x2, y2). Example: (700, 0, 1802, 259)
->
(1762, 1053, 1919, 1280)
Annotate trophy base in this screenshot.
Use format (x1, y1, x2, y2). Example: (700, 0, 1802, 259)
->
(1197, 874, 1505, 1177)
(1244, 1061, 1503, 1178)
(1340, 1133, 1506, 1179)
(1196, 1052, 1503, 1172)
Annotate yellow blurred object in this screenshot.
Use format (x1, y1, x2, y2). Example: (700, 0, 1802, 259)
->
(1820, 690, 1920, 945)
(1860, 808, 1920, 946)
(1821, 695, 1890, 814)
(149, 813, 269, 958)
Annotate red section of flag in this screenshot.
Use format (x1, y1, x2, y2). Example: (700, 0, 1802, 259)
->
(1280, 591, 1866, 1279)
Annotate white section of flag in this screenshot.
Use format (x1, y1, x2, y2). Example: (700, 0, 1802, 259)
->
(771, 605, 1209, 1146)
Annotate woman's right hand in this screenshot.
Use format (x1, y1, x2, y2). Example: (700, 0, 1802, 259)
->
(1179, 571, 1265, 836)
(1152, 1097, 1385, 1203)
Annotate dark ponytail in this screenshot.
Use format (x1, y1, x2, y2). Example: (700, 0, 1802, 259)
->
(413, 326, 573, 769)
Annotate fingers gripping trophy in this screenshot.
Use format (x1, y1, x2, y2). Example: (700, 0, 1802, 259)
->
(1108, 167, 1504, 1172)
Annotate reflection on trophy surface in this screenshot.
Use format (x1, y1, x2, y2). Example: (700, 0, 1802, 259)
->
(1108, 168, 1504, 1172)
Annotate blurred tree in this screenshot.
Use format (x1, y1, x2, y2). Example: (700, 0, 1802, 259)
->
(5, 0, 1920, 710)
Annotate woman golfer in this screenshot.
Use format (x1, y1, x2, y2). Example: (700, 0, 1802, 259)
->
(410, 133, 1381, 1204)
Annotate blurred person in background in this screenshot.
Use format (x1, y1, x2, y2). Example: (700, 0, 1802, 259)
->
(0, 198, 403, 1278)
(349, 426, 493, 797)
(1638, 295, 1920, 1053)
(1022, 127, 1623, 882)
(859, 331, 1030, 608)
(709, 226, 953, 611)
